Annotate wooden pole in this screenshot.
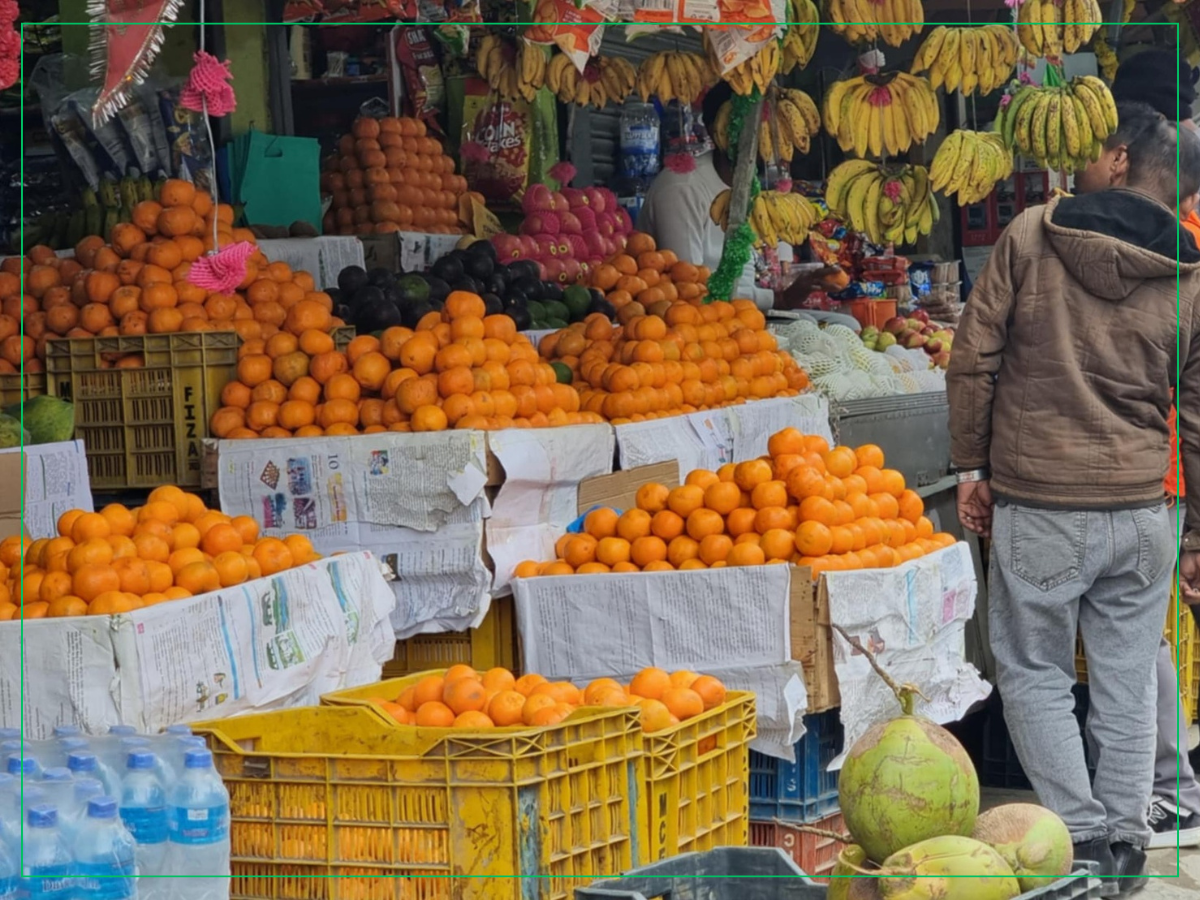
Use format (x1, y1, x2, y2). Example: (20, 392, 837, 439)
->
(722, 96, 764, 245)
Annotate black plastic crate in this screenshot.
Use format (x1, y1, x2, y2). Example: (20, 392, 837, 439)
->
(980, 684, 1095, 791)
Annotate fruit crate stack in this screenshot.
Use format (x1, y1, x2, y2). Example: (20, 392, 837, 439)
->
(379, 595, 518, 680)
(0, 372, 46, 407)
(746, 708, 845, 881)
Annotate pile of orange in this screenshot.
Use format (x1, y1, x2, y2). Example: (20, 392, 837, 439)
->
(516, 427, 958, 578)
(371, 664, 727, 733)
(212, 291, 605, 438)
(0, 179, 341, 372)
(0, 486, 318, 620)
(321, 116, 478, 236)
(586, 231, 709, 315)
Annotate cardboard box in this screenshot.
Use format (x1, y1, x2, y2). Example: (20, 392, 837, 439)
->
(0, 451, 23, 540)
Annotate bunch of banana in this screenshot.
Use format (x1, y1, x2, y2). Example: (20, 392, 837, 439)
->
(636, 51, 714, 105)
(476, 35, 545, 102)
(547, 54, 636, 108)
(828, 0, 925, 48)
(712, 89, 820, 164)
(995, 76, 1117, 172)
(825, 160, 939, 246)
(824, 72, 940, 159)
(911, 25, 1019, 96)
(930, 131, 1015, 205)
(709, 189, 822, 246)
(1017, 0, 1103, 58)
(720, 40, 781, 97)
(782, 0, 820, 73)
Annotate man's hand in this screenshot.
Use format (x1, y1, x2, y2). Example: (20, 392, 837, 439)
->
(1181, 550, 1200, 606)
(957, 480, 994, 538)
(774, 267, 843, 310)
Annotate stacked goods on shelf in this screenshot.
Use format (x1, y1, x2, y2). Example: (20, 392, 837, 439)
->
(490, 183, 635, 277)
(352, 664, 729, 733)
(320, 115, 472, 236)
(212, 286, 602, 438)
(0, 486, 317, 620)
(515, 427, 956, 577)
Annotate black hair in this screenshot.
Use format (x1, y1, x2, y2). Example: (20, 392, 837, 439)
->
(1104, 101, 1166, 151)
(1126, 115, 1200, 203)
(701, 80, 733, 140)
(1111, 48, 1197, 122)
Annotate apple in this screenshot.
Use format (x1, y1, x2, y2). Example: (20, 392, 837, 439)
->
(925, 338, 945, 354)
(932, 350, 951, 369)
(882, 316, 908, 335)
(877, 332, 897, 350)
(861, 325, 880, 339)
(911, 309, 930, 324)
(903, 332, 928, 349)
(905, 318, 924, 332)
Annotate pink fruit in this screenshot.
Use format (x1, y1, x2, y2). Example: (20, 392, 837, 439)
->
(883, 316, 908, 335)
(574, 206, 597, 231)
(522, 211, 560, 235)
(519, 235, 539, 257)
(558, 211, 582, 234)
(596, 212, 617, 238)
(491, 234, 523, 259)
(556, 237, 572, 257)
(566, 234, 588, 257)
(614, 207, 633, 233)
(551, 192, 570, 212)
(585, 187, 607, 213)
(534, 235, 559, 258)
(543, 258, 566, 283)
(523, 184, 555, 213)
(562, 258, 582, 283)
(584, 231, 608, 256)
(563, 187, 589, 207)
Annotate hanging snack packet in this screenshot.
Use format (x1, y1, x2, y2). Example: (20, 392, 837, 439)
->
(392, 25, 445, 134)
(461, 78, 533, 205)
(67, 88, 133, 175)
(158, 85, 215, 190)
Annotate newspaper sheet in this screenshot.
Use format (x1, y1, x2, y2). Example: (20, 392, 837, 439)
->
(2, 440, 93, 539)
(825, 542, 992, 769)
(486, 424, 615, 593)
(514, 564, 809, 757)
(254, 236, 365, 290)
(0, 552, 396, 737)
(615, 393, 833, 480)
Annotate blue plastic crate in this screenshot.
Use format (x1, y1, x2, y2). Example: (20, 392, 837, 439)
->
(749, 708, 842, 821)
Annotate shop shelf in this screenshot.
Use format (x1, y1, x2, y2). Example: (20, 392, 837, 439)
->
(380, 595, 517, 680)
(44, 332, 237, 489)
(0, 371, 46, 407)
(576, 847, 819, 899)
(195, 703, 644, 900)
(323, 673, 755, 866)
(749, 809, 846, 882)
(749, 708, 841, 822)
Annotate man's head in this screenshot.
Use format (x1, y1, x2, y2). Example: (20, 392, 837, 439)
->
(1124, 115, 1200, 214)
(701, 80, 733, 154)
(1073, 101, 1163, 194)
(1111, 48, 1197, 124)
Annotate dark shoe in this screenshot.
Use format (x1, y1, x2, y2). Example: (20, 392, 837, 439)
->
(1146, 796, 1200, 849)
(1073, 837, 1116, 895)
(1109, 841, 1147, 895)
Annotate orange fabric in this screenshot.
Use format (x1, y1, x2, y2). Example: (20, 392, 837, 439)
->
(1185, 211, 1200, 247)
(1168, 398, 1183, 496)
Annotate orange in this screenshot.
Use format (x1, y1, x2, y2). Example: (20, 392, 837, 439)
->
(73, 565, 121, 603)
(630, 535, 668, 568)
(699, 533, 733, 565)
(786, 465, 826, 501)
(823, 446, 858, 479)
(213, 551, 250, 587)
(881, 469, 907, 497)
(200, 523, 243, 557)
(100, 504, 136, 537)
(595, 537, 632, 567)
(521, 693, 558, 724)
(444, 678, 489, 715)
(726, 542, 765, 567)
(413, 675, 447, 707)
(760, 529, 796, 561)
(488, 690, 527, 726)
(638, 699, 673, 733)
(563, 534, 598, 569)
(666, 535, 700, 567)
(629, 667, 671, 700)
(175, 561, 221, 596)
(415, 701, 456, 727)
(666, 485, 704, 518)
(725, 508, 758, 537)
(703, 481, 742, 515)
(453, 711, 494, 729)
(583, 507, 619, 540)
(252, 538, 294, 576)
(481, 667, 516, 692)
(47, 595, 87, 618)
(798, 496, 838, 526)
(634, 482, 670, 513)
(70, 512, 112, 543)
(768, 427, 806, 457)
(616, 509, 653, 542)
(685, 508, 725, 541)
(649, 510, 684, 541)
(661, 687, 704, 721)
(855, 443, 886, 469)
(750, 480, 788, 510)
(795, 521, 834, 557)
(691, 675, 727, 710)
(513, 673, 548, 696)
(897, 490, 924, 523)
(733, 459, 773, 491)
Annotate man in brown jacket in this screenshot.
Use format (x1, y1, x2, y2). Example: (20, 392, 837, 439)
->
(947, 115, 1200, 895)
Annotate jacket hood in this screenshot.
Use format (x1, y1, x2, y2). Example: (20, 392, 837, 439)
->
(1044, 189, 1200, 301)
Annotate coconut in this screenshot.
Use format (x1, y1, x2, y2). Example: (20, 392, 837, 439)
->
(877, 835, 1021, 900)
(829, 845, 882, 900)
(972, 803, 1074, 891)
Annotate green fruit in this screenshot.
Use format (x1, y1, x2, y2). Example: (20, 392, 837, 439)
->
(550, 362, 573, 384)
(563, 284, 591, 321)
(840, 706, 980, 864)
(878, 836, 1021, 900)
(544, 299, 570, 322)
(0, 414, 30, 449)
(527, 300, 547, 324)
(4, 395, 75, 445)
(972, 804, 1073, 892)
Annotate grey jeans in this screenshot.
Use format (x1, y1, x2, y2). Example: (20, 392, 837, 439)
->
(1154, 636, 1200, 814)
(989, 502, 1174, 847)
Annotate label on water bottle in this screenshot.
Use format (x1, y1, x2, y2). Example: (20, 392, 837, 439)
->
(119, 805, 167, 844)
(0, 874, 17, 900)
(21, 866, 74, 899)
(77, 861, 135, 900)
(169, 804, 229, 844)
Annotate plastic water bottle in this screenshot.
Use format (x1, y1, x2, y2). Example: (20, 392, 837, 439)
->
(0, 730, 18, 743)
(166, 749, 229, 899)
(119, 753, 165, 895)
(67, 754, 120, 800)
(19, 806, 74, 899)
(0, 774, 18, 854)
(162, 738, 205, 782)
(37, 770, 74, 820)
(92, 728, 137, 775)
(0, 837, 15, 900)
(61, 779, 104, 842)
(75, 797, 136, 900)
(619, 99, 661, 178)
(6, 756, 42, 781)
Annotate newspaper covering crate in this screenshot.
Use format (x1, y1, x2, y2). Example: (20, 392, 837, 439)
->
(380, 594, 517, 679)
(0, 440, 92, 540)
(749, 809, 846, 882)
(195, 702, 644, 900)
(45, 332, 238, 489)
(0, 371, 45, 406)
(749, 708, 841, 822)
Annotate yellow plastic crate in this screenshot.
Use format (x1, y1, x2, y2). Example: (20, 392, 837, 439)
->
(0, 372, 45, 407)
(195, 702, 643, 900)
(1077, 580, 1198, 724)
(638, 691, 755, 863)
(381, 596, 517, 680)
(44, 332, 238, 489)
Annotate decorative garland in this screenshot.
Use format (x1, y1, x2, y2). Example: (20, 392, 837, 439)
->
(709, 89, 763, 302)
(0, 0, 18, 91)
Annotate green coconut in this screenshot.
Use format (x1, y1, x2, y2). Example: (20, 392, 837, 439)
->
(828, 845, 882, 900)
(972, 803, 1074, 891)
(839, 689, 980, 863)
(877, 835, 1022, 900)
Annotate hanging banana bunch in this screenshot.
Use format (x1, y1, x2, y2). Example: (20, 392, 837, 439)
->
(825, 161, 939, 246)
(709, 189, 822, 246)
(824, 72, 940, 159)
(995, 77, 1118, 172)
(712, 89, 820, 164)
(548, 54, 637, 108)
(911, 25, 1019, 96)
(828, 0, 925, 48)
(930, 131, 1015, 205)
(721, 40, 781, 97)
(476, 35, 546, 102)
(636, 51, 715, 105)
(782, 0, 821, 73)
(1017, 0, 1103, 58)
